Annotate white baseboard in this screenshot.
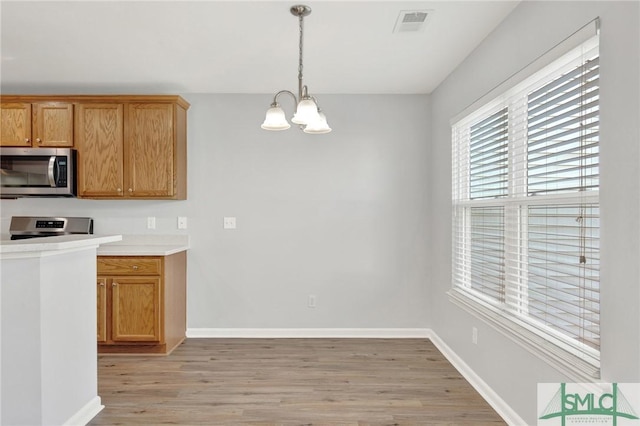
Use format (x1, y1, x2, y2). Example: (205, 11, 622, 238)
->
(428, 333, 527, 426)
(186, 328, 431, 338)
(63, 395, 104, 426)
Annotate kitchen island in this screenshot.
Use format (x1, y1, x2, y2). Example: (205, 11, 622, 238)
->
(0, 234, 121, 426)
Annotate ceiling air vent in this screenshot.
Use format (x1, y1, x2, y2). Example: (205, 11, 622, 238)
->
(393, 10, 432, 33)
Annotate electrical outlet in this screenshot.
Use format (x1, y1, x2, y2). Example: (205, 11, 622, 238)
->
(147, 216, 156, 229)
(308, 295, 317, 308)
(472, 327, 478, 344)
(223, 217, 236, 229)
(177, 217, 187, 230)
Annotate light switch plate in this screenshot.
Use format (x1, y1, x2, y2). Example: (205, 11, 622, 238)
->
(177, 217, 187, 230)
(147, 217, 156, 229)
(223, 217, 236, 229)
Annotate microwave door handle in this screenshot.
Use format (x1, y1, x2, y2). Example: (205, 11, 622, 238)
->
(47, 156, 56, 187)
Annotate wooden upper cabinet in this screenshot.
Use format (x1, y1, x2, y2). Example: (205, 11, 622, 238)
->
(1, 95, 188, 199)
(0, 102, 73, 147)
(74, 97, 187, 199)
(1, 103, 32, 146)
(32, 103, 74, 147)
(125, 102, 187, 199)
(127, 104, 175, 198)
(75, 103, 125, 198)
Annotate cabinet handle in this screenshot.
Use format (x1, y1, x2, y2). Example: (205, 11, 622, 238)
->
(132, 265, 139, 270)
(112, 282, 118, 287)
(117, 188, 122, 192)
(36, 138, 42, 145)
(25, 138, 30, 143)
(128, 188, 133, 193)
(98, 282, 105, 286)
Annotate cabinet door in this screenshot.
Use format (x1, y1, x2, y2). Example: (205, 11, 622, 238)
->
(75, 104, 125, 197)
(127, 103, 174, 197)
(111, 277, 161, 342)
(0, 103, 32, 146)
(32, 103, 74, 147)
(97, 278, 108, 343)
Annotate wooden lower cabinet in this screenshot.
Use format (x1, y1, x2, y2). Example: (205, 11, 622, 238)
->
(97, 252, 186, 354)
(97, 277, 108, 343)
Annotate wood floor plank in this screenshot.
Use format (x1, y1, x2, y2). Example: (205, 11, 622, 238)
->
(89, 338, 506, 425)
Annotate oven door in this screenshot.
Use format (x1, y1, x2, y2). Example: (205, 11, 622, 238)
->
(0, 147, 76, 197)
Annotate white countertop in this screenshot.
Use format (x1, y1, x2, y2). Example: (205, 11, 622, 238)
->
(96, 234, 190, 256)
(0, 234, 123, 257)
(0, 234, 189, 257)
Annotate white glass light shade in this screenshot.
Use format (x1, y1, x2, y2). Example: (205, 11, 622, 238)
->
(303, 112, 332, 134)
(261, 106, 291, 130)
(291, 98, 321, 125)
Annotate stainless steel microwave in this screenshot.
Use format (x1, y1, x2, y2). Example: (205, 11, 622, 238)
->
(0, 147, 77, 198)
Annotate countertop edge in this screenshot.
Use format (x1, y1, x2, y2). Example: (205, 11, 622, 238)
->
(96, 234, 190, 256)
(0, 235, 123, 257)
(96, 245, 189, 256)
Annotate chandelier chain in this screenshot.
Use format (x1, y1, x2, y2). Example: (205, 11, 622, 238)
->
(298, 13, 304, 100)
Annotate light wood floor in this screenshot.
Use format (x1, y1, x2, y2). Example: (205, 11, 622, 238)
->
(89, 338, 505, 425)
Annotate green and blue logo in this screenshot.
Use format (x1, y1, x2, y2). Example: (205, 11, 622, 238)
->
(538, 383, 640, 425)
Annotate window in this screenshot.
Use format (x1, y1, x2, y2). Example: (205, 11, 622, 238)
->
(450, 34, 600, 379)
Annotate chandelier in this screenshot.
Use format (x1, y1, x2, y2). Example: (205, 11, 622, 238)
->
(261, 5, 331, 134)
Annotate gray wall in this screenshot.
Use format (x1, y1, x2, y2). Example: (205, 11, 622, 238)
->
(2, 2, 638, 423)
(428, 1, 640, 424)
(0, 94, 431, 330)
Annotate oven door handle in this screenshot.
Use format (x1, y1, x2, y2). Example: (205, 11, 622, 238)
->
(47, 156, 57, 187)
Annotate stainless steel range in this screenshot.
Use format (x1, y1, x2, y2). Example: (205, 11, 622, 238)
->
(9, 216, 93, 240)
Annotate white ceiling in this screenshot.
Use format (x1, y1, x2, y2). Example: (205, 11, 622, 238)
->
(0, 1, 519, 95)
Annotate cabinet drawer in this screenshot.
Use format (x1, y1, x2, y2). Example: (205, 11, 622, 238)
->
(98, 257, 162, 275)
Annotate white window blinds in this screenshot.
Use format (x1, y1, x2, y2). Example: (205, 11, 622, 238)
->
(451, 32, 600, 378)
(524, 204, 600, 350)
(527, 57, 600, 195)
(470, 206, 505, 302)
(470, 108, 509, 200)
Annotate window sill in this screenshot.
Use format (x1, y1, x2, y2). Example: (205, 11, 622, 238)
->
(447, 288, 600, 382)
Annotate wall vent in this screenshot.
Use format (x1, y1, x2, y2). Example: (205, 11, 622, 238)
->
(393, 10, 432, 33)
